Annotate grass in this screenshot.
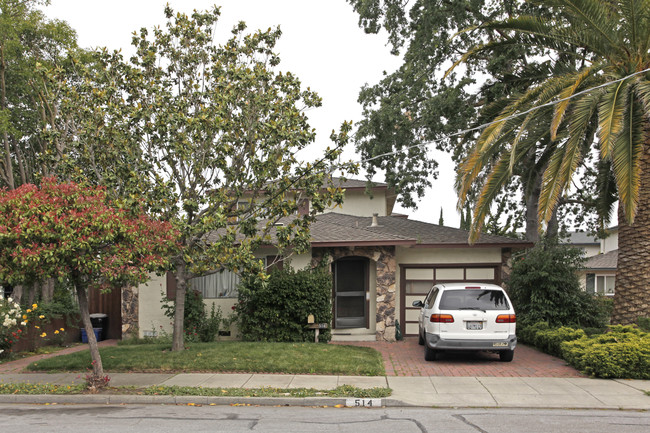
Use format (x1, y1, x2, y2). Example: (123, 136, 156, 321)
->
(25, 341, 385, 376)
(0, 383, 391, 398)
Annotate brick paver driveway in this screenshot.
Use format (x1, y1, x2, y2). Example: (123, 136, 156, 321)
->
(336, 337, 584, 377)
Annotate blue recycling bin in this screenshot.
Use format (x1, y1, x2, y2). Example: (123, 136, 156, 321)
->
(80, 328, 102, 343)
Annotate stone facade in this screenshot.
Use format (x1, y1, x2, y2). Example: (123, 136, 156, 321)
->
(121, 286, 138, 338)
(312, 246, 397, 342)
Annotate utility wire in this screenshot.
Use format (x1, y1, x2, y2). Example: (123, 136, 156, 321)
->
(356, 66, 650, 166)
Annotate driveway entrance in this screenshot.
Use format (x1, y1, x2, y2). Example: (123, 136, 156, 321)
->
(335, 337, 585, 377)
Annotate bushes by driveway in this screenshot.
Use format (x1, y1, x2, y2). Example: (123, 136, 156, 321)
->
(520, 322, 650, 379)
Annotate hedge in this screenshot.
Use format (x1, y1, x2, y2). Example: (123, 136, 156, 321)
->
(519, 322, 650, 379)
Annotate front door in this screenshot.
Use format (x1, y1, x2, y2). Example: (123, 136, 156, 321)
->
(333, 257, 368, 328)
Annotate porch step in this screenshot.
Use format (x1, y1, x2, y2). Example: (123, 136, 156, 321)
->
(330, 333, 377, 342)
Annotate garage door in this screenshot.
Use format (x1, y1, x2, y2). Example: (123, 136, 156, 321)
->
(400, 264, 500, 337)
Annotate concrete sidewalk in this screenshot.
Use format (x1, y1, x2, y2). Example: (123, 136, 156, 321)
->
(1, 372, 649, 409)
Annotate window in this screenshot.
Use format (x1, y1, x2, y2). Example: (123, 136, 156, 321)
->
(438, 289, 510, 311)
(586, 273, 615, 295)
(189, 270, 240, 298)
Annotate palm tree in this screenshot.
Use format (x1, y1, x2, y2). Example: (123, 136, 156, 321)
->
(453, 0, 650, 324)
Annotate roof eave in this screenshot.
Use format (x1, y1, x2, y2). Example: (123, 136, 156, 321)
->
(311, 239, 416, 247)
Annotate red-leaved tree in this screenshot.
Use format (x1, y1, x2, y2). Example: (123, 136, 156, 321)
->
(0, 178, 177, 383)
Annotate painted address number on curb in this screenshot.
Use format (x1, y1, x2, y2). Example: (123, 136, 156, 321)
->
(345, 398, 382, 407)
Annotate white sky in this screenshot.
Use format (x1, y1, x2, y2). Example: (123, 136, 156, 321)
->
(42, 0, 462, 226)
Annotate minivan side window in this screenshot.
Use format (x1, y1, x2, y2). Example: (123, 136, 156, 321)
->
(425, 287, 439, 309)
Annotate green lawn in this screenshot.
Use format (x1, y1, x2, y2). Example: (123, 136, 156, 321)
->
(26, 342, 385, 376)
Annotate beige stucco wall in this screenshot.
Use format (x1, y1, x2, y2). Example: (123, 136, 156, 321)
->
(324, 189, 388, 217)
(137, 273, 171, 338)
(581, 245, 602, 257)
(601, 232, 618, 253)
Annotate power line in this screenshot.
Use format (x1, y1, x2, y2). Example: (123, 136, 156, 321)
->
(354, 66, 650, 167)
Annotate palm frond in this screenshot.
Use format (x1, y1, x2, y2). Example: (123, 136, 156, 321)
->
(610, 96, 645, 223)
(553, 0, 619, 48)
(598, 78, 631, 158)
(551, 67, 593, 140)
(595, 158, 618, 229)
(468, 153, 515, 244)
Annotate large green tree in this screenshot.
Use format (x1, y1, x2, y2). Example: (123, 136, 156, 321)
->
(455, 0, 650, 324)
(51, 6, 354, 351)
(347, 0, 601, 238)
(0, 0, 77, 189)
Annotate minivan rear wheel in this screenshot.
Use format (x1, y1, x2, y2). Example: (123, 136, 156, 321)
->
(418, 331, 424, 346)
(424, 346, 437, 361)
(499, 349, 514, 362)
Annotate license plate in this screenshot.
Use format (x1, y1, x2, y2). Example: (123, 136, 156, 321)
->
(466, 321, 483, 330)
(493, 342, 509, 347)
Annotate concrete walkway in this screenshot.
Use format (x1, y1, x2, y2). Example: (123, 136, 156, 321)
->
(1, 371, 649, 409)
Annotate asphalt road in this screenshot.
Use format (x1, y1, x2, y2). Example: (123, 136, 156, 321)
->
(1, 404, 649, 432)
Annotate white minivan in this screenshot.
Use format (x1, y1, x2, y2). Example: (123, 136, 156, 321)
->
(412, 283, 517, 362)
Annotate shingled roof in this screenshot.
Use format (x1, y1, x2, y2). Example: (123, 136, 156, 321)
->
(584, 250, 618, 270)
(310, 213, 530, 247)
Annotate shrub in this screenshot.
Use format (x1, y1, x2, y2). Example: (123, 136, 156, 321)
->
(508, 238, 609, 328)
(562, 326, 650, 379)
(533, 326, 587, 358)
(637, 317, 650, 332)
(161, 289, 225, 343)
(0, 297, 24, 357)
(236, 264, 332, 342)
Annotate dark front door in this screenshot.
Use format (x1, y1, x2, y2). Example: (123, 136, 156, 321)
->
(333, 257, 368, 328)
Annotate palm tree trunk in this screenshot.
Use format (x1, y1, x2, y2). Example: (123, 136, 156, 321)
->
(612, 138, 650, 324)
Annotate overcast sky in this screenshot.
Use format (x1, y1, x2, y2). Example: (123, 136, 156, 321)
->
(42, 0, 461, 226)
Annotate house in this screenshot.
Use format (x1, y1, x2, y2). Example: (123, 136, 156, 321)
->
(121, 178, 531, 342)
(566, 228, 618, 297)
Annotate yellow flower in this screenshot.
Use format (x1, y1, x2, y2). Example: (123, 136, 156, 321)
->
(26, 309, 32, 313)
(60, 328, 65, 331)
(39, 315, 45, 319)
(22, 315, 27, 320)
(32, 303, 38, 309)
(40, 332, 47, 338)
(54, 330, 60, 334)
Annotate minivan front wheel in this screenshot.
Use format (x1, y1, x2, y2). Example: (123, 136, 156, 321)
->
(424, 346, 438, 361)
(499, 349, 514, 362)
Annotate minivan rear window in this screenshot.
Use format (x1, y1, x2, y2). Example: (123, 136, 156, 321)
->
(438, 289, 510, 311)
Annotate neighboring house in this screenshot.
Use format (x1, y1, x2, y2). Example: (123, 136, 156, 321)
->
(566, 227, 618, 297)
(119, 178, 531, 342)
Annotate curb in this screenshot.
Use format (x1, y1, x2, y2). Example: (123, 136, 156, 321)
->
(0, 394, 356, 407)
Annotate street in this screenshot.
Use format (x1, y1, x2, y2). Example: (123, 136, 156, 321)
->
(1, 404, 648, 432)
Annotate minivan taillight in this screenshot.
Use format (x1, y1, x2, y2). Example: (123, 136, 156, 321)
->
(496, 314, 516, 323)
(430, 314, 454, 323)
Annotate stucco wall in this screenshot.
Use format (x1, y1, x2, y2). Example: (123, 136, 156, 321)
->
(137, 274, 239, 340)
(323, 189, 387, 217)
(137, 273, 171, 338)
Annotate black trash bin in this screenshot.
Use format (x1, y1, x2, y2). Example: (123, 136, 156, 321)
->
(89, 313, 108, 341)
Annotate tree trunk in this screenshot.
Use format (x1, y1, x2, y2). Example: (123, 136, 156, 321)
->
(0, 44, 15, 190)
(40, 279, 55, 302)
(612, 139, 650, 324)
(75, 283, 106, 381)
(171, 260, 187, 351)
(524, 170, 542, 243)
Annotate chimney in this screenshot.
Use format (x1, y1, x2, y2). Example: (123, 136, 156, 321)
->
(370, 213, 379, 227)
